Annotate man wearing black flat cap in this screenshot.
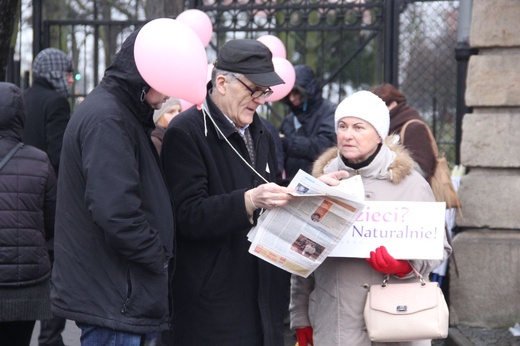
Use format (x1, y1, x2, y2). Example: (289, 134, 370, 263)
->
(161, 39, 294, 345)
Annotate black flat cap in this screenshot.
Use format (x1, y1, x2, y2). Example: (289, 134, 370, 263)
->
(214, 39, 285, 87)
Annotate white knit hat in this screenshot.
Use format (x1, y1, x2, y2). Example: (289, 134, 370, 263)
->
(334, 90, 389, 140)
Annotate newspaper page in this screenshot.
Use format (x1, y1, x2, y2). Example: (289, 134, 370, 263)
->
(247, 170, 366, 278)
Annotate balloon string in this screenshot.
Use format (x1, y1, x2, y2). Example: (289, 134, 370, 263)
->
(201, 100, 268, 184)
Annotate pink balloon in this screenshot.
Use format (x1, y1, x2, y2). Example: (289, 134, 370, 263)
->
(179, 99, 194, 111)
(135, 18, 208, 105)
(257, 35, 287, 59)
(267, 57, 295, 102)
(176, 9, 213, 47)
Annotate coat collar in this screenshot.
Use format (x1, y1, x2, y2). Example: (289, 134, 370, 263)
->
(312, 135, 415, 184)
(202, 92, 264, 140)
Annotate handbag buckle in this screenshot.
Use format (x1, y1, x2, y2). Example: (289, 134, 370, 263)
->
(396, 305, 408, 312)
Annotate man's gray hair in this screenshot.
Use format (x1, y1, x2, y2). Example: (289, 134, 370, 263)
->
(211, 68, 243, 86)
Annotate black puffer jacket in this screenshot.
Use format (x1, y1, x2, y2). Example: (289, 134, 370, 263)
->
(279, 65, 337, 180)
(0, 82, 56, 287)
(50, 31, 175, 334)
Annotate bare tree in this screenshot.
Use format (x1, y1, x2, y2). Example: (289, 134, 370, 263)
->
(0, 0, 19, 81)
(145, 0, 184, 19)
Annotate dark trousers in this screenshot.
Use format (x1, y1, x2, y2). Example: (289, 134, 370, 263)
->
(0, 320, 36, 346)
(38, 314, 66, 346)
(39, 250, 66, 346)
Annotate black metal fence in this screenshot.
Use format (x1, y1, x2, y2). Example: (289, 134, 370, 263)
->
(397, 1, 459, 163)
(26, 0, 460, 165)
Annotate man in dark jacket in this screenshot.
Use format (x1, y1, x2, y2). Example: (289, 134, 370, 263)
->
(23, 47, 73, 176)
(50, 31, 174, 345)
(23, 47, 73, 346)
(162, 39, 294, 345)
(279, 64, 337, 181)
(0, 82, 56, 346)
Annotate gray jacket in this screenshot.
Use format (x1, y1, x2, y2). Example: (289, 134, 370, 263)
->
(289, 138, 452, 345)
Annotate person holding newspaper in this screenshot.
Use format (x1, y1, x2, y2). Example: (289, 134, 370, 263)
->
(289, 90, 452, 346)
(161, 39, 295, 345)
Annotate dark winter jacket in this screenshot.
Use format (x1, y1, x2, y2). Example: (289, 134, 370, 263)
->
(0, 82, 56, 288)
(50, 31, 175, 334)
(280, 65, 337, 180)
(162, 94, 290, 345)
(389, 102, 436, 182)
(23, 77, 70, 175)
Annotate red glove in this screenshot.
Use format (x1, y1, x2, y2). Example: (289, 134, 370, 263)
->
(366, 246, 412, 278)
(296, 326, 314, 346)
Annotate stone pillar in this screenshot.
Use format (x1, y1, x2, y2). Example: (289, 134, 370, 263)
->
(450, 0, 520, 328)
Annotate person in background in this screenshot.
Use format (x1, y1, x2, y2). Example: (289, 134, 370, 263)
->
(151, 97, 182, 155)
(148, 96, 182, 346)
(50, 30, 174, 346)
(289, 91, 452, 345)
(22, 47, 73, 346)
(0, 82, 56, 346)
(279, 64, 337, 181)
(370, 83, 436, 182)
(260, 117, 285, 183)
(161, 39, 294, 345)
(23, 47, 74, 176)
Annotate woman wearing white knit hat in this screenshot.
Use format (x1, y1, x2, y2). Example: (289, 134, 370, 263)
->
(289, 90, 452, 346)
(151, 98, 182, 154)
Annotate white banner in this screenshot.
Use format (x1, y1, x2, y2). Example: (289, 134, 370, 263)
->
(329, 201, 445, 260)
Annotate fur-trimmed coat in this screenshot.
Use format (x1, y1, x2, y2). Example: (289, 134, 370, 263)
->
(290, 137, 452, 346)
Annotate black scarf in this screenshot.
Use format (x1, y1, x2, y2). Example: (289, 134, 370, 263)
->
(341, 143, 382, 170)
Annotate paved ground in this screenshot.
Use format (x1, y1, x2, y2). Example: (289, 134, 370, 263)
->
(30, 320, 520, 345)
(434, 326, 520, 346)
(30, 320, 296, 346)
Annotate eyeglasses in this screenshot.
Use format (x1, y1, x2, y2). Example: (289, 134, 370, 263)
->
(234, 77, 273, 99)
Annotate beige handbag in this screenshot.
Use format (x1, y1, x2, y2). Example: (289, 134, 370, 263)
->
(364, 271, 449, 342)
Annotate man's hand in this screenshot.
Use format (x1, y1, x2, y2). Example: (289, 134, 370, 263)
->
(246, 183, 295, 211)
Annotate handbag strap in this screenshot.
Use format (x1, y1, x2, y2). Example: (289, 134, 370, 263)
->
(0, 142, 24, 172)
(383, 267, 426, 287)
(400, 119, 439, 157)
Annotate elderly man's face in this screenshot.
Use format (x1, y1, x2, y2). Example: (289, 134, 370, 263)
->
(215, 74, 270, 128)
(146, 88, 169, 110)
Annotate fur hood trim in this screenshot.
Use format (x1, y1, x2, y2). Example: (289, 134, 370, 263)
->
(311, 135, 416, 184)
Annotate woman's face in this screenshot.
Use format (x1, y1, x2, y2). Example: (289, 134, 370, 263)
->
(336, 117, 382, 164)
(161, 104, 182, 124)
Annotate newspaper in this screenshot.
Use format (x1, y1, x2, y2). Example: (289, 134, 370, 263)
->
(247, 170, 366, 278)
